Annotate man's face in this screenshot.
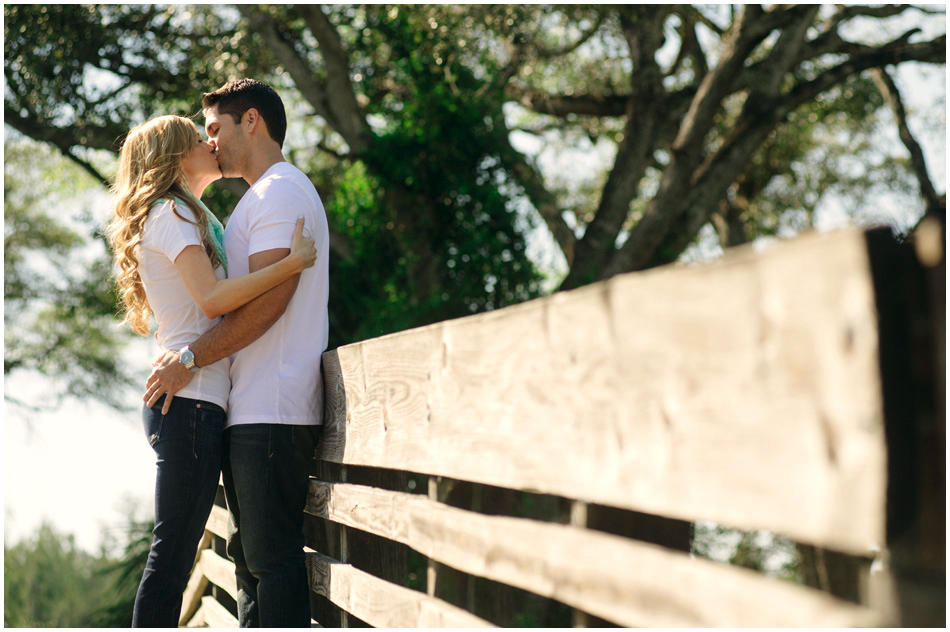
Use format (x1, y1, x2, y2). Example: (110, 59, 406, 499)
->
(204, 104, 248, 179)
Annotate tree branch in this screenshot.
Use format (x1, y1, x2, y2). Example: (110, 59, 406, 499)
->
(295, 4, 370, 153)
(237, 5, 368, 155)
(613, 32, 947, 274)
(748, 5, 822, 97)
(501, 131, 577, 263)
(560, 6, 669, 288)
(666, 12, 708, 81)
(5, 108, 117, 185)
(534, 15, 605, 58)
(63, 150, 110, 187)
(822, 4, 912, 35)
(489, 41, 527, 96)
(504, 89, 629, 117)
(870, 66, 942, 213)
(583, 6, 779, 285)
(679, 5, 726, 36)
(735, 17, 923, 95)
(672, 5, 772, 153)
(4, 106, 125, 154)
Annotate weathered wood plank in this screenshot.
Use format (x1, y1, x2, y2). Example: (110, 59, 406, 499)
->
(179, 554, 211, 626)
(306, 550, 494, 628)
(179, 529, 215, 626)
(198, 547, 237, 600)
(185, 595, 238, 628)
(320, 229, 888, 554)
(307, 480, 887, 627)
(206, 504, 229, 540)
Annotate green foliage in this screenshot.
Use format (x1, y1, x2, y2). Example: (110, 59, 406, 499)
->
(692, 522, 800, 583)
(5, 4, 547, 354)
(300, 5, 546, 343)
(324, 162, 410, 342)
(86, 518, 154, 627)
(4, 5, 263, 128)
(2, 4, 944, 388)
(4, 523, 111, 627)
(4, 137, 134, 410)
(3, 517, 153, 628)
(721, 73, 897, 244)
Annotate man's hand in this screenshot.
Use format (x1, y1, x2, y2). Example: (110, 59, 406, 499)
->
(144, 349, 194, 414)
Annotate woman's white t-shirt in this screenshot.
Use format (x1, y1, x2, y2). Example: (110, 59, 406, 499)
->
(138, 200, 231, 410)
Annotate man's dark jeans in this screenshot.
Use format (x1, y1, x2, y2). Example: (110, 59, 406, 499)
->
(222, 423, 319, 628)
(133, 396, 226, 628)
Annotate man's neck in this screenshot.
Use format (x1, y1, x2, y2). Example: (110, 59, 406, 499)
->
(244, 146, 287, 187)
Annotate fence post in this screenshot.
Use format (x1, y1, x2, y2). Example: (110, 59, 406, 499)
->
(426, 476, 439, 599)
(570, 501, 589, 628)
(865, 228, 946, 626)
(340, 465, 350, 628)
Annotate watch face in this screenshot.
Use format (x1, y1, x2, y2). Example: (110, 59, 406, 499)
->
(180, 349, 195, 367)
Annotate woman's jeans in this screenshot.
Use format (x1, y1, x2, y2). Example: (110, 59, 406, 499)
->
(222, 423, 319, 628)
(132, 396, 226, 628)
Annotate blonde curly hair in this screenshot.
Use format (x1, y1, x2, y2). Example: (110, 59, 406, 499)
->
(106, 115, 221, 335)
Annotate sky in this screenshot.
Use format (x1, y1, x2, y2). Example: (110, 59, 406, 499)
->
(3, 15, 947, 557)
(4, 369, 156, 553)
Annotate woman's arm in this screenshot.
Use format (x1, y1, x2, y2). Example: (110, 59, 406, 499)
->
(145, 246, 301, 413)
(175, 216, 316, 319)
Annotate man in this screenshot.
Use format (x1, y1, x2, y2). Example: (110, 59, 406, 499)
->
(145, 78, 329, 627)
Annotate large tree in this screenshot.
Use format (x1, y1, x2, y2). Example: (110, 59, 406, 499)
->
(4, 4, 945, 333)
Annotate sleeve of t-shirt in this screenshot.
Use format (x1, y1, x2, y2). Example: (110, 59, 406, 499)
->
(149, 200, 204, 263)
(244, 179, 314, 257)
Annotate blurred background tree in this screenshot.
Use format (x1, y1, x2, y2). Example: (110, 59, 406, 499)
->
(3, 518, 151, 627)
(4, 139, 133, 410)
(5, 5, 944, 347)
(4, 2, 944, 403)
(4, 523, 108, 627)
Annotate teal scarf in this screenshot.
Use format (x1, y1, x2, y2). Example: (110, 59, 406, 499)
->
(168, 196, 228, 275)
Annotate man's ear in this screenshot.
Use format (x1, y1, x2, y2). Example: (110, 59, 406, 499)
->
(243, 108, 260, 133)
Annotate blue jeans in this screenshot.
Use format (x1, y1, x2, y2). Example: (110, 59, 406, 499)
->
(132, 396, 226, 628)
(222, 424, 319, 628)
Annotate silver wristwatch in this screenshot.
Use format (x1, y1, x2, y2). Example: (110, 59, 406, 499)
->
(179, 345, 197, 372)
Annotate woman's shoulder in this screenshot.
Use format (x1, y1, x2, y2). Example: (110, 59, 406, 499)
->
(149, 197, 198, 222)
(143, 198, 172, 225)
(144, 198, 201, 243)
(149, 197, 177, 214)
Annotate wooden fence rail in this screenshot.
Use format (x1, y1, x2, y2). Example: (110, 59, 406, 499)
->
(182, 227, 944, 627)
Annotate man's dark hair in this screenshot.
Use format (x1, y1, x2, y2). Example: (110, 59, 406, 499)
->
(202, 78, 287, 147)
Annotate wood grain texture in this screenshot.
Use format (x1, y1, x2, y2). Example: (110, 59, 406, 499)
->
(319, 229, 887, 554)
(184, 595, 238, 628)
(198, 547, 237, 600)
(180, 546, 238, 626)
(206, 504, 229, 540)
(179, 557, 211, 626)
(306, 550, 494, 628)
(307, 481, 886, 627)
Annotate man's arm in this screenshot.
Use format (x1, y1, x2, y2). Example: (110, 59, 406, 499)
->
(144, 247, 298, 413)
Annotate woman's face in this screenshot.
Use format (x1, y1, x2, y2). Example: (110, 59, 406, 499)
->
(180, 131, 222, 192)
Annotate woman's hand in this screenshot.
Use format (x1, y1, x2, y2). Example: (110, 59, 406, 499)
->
(290, 216, 317, 271)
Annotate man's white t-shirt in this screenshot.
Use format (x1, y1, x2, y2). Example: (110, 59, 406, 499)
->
(223, 162, 330, 427)
(138, 200, 231, 410)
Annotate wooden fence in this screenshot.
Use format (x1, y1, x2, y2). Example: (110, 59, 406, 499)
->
(180, 226, 944, 627)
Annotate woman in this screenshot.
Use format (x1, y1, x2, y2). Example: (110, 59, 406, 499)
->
(106, 115, 316, 627)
